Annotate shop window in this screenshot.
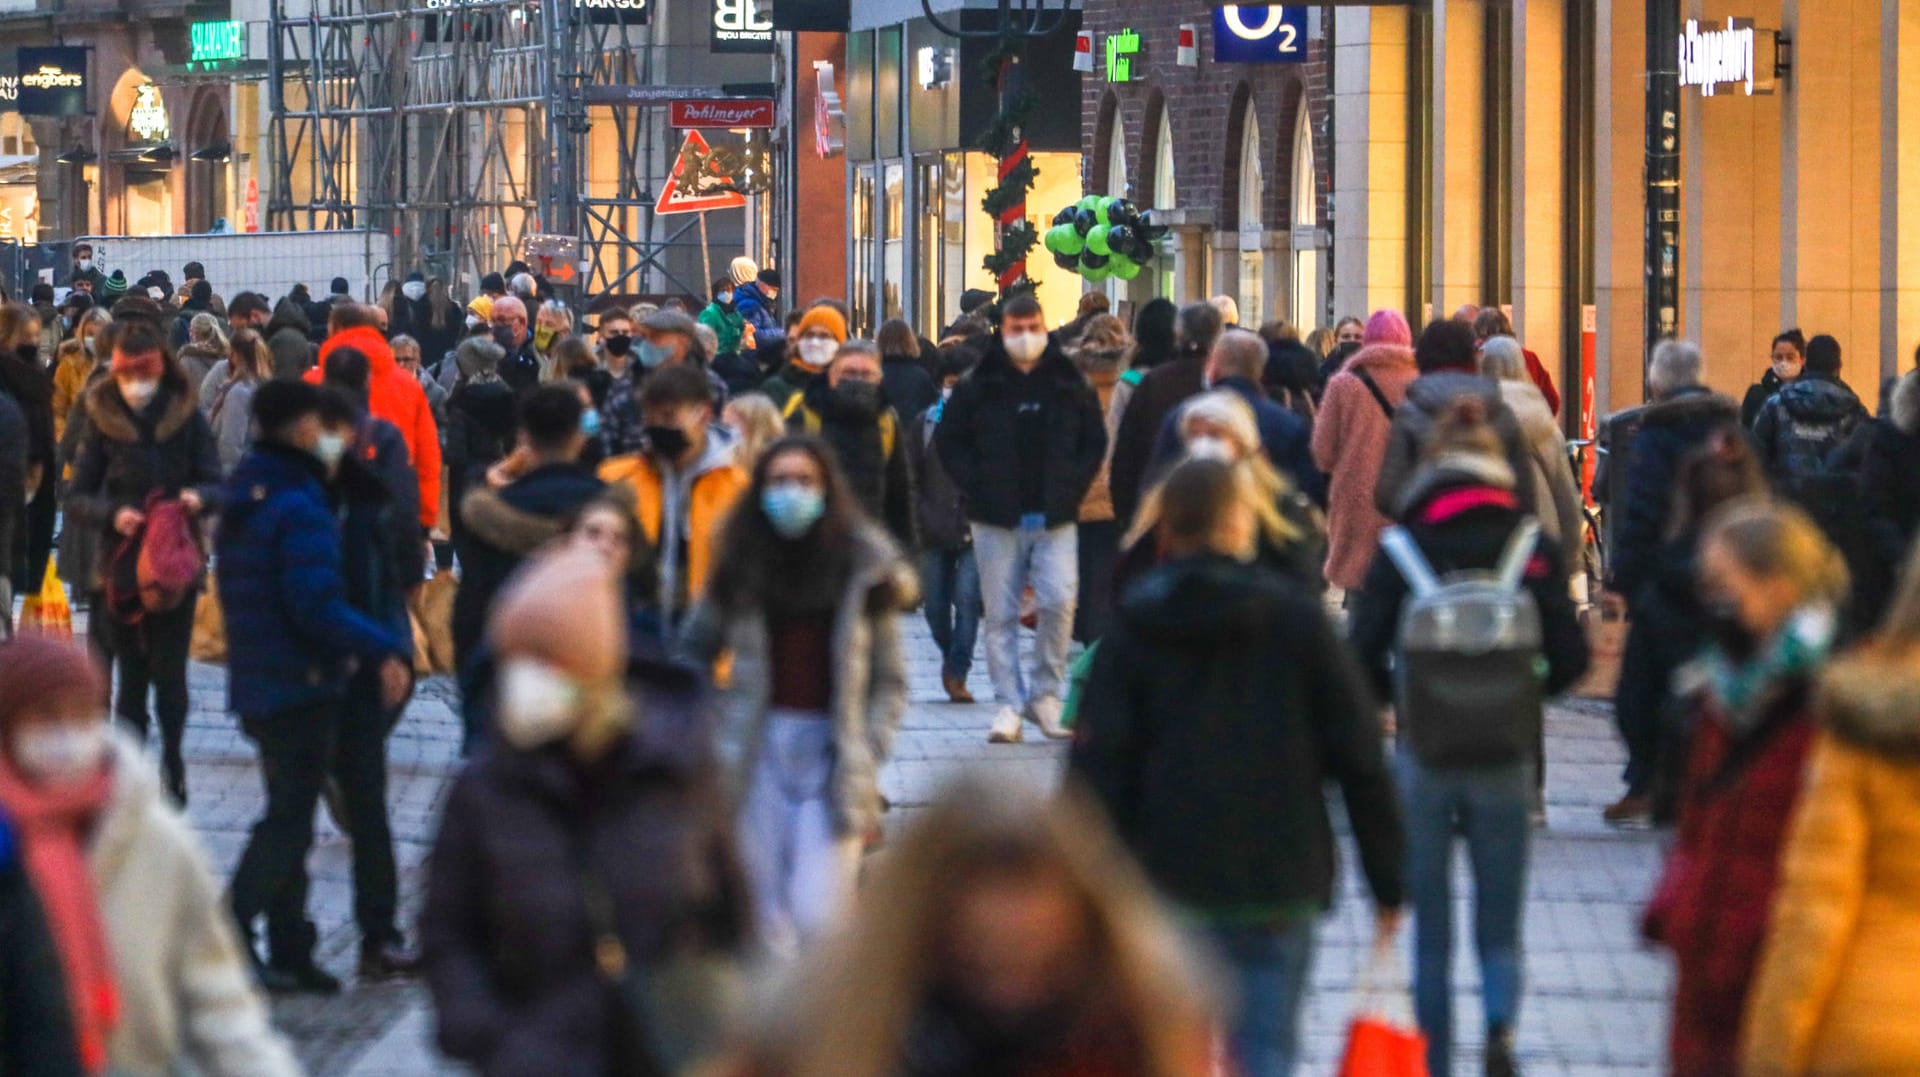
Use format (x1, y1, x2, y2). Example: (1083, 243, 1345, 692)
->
(1289, 106, 1321, 331)
(852, 165, 876, 335)
(882, 161, 905, 322)
(1236, 100, 1263, 325)
(942, 151, 966, 327)
(915, 156, 943, 333)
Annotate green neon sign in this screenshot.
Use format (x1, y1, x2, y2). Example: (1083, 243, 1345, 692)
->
(190, 21, 246, 67)
(1105, 28, 1139, 82)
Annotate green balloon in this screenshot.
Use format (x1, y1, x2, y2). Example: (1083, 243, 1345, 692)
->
(1111, 256, 1142, 280)
(1043, 224, 1069, 255)
(1085, 224, 1112, 257)
(1054, 225, 1085, 256)
(1080, 261, 1112, 283)
(1096, 196, 1117, 226)
(1076, 195, 1101, 213)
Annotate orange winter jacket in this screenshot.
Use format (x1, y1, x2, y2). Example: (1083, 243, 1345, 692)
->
(305, 326, 442, 530)
(598, 447, 748, 618)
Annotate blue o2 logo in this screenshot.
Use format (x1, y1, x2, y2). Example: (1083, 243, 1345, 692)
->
(1212, 5, 1308, 64)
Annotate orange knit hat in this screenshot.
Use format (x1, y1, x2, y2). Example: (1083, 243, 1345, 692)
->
(795, 305, 848, 344)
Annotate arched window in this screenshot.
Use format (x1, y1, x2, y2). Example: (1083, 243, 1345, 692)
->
(1236, 100, 1263, 325)
(1102, 109, 1132, 305)
(1152, 105, 1175, 210)
(1289, 105, 1321, 330)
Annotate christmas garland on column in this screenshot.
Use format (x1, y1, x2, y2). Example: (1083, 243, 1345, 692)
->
(975, 36, 1039, 297)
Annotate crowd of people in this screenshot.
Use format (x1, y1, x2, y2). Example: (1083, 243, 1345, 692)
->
(1, 244, 1919, 1077)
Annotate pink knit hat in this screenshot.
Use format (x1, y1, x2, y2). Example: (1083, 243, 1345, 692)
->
(1363, 309, 1412, 347)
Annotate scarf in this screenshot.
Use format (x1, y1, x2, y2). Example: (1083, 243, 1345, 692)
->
(0, 759, 118, 1074)
(1707, 604, 1836, 735)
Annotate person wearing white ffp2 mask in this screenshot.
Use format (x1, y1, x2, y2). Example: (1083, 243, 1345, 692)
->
(932, 294, 1110, 747)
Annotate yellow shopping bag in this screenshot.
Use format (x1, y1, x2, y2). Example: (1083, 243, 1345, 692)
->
(190, 572, 227, 663)
(18, 562, 72, 638)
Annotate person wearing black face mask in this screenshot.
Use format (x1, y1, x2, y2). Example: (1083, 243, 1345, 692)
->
(0, 304, 55, 591)
(786, 340, 918, 549)
(594, 311, 636, 378)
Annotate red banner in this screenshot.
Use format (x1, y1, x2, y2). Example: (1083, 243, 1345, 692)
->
(670, 99, 775, 129)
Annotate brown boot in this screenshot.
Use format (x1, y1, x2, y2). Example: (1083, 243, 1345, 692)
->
(943, 673, 975, 704)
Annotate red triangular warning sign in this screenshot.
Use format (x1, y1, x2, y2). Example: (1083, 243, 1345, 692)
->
(654, 131, 749, 216)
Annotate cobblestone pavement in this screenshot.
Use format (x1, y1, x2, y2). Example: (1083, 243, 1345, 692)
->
(150, 617, 1670, 1076)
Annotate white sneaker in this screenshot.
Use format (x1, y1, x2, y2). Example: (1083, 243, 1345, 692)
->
(988, 706, 1024, 744)
(1029, 697, 1071, 740)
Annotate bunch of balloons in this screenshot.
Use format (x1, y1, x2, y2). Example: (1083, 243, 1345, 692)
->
(1040, 196, 1170, 282)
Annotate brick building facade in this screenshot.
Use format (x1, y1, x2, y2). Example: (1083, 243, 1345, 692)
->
(1076, 1, 1334, 330)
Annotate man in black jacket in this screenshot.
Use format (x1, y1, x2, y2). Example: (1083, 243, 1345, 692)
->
(1071, 456, 1403, 1077)
(786, 340, 917, 549)
(1606, 338, 1739, 826)
(451, 385, 604, 732)
(934, 294, 1106, 743)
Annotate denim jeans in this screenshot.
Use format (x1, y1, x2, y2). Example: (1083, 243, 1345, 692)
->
(972, 522, 1078, 710)
(919, 547, 982, 681)
(735, 710, 862, 956)
(1206, 920, 1317, 1077)
(1396, 749, 1533, 1077)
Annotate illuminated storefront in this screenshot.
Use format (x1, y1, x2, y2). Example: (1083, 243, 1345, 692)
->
(1077, 5, 1330, 329)
(843, 9, 1085, 335)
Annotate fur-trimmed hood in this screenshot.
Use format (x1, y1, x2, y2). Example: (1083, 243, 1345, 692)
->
(1819, 643, 1920, 756)
(460, 486, 567, 556)
(1891, 370, 1920, 435)
(82, 369, 198, 443)
(1640, 385, 1739, 430)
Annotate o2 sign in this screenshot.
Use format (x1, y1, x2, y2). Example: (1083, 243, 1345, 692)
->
(1213, 5, 1308, 64)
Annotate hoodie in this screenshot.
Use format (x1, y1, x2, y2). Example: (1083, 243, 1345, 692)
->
(1371, 369, 1538, 520)
(304, 326, 442, 530)
(264, 301, 315, 380)
(598, 428, 750, 624)
(1069, 553, 1404, 919)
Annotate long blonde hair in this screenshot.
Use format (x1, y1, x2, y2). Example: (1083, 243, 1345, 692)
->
(1701, 497, 1850, 609)
(1124, 391, 1302, 551)
(723, 394, 785, 470)
(749, 778, 1215, 1077)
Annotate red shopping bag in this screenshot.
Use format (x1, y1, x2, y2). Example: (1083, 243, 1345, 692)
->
(1338, 943, 1427, 1077)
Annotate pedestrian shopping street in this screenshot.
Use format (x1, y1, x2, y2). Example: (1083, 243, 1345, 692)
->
(155, 615, 1669, 1076)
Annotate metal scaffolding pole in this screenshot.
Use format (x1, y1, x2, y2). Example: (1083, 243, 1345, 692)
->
(268, 0, 696, 298)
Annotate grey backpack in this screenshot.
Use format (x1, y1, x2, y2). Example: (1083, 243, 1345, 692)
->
(1379, 519, 1544, 769)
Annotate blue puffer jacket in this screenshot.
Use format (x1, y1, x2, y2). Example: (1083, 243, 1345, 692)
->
(216, 442, 406, 717)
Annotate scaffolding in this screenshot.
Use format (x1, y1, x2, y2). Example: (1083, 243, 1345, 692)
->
(267, 0, 728, 298)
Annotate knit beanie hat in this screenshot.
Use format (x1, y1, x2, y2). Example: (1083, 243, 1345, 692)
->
(1363, 309, 1412, 347)
(0, 635, 105, 730)
(100, 271, 128, 301)
(729, 256, 759, 287)
(795, 305, 848, 344)
(488, 545, 626, 685)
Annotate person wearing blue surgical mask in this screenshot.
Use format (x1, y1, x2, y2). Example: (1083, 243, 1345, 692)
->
(679, 436, 913, 955)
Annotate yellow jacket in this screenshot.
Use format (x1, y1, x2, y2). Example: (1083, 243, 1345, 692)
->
(1743, 647, 1920, 1076)
(597, 444, 748, 618)
(51, 348, 94, 445)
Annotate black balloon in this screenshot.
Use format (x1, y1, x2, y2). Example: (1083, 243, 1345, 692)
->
(1107, 199, 1137, 225)
(1079, 251, 1110, 269)
(1107, 224, 1137, 251)
(1053, 251, 1079, 271)
(1053, 207, 1075, 227)
(1074, 208, 1097, 235)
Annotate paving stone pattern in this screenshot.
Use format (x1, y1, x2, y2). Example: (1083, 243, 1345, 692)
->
(148, 619, 1670, 1076)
